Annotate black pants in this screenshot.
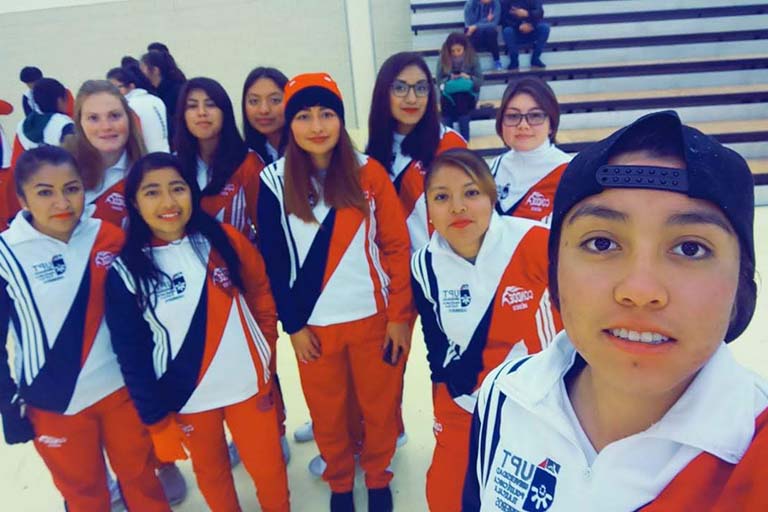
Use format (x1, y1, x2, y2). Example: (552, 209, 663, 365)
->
(469, 26, 500, 61)
(441, 92, 477, 141)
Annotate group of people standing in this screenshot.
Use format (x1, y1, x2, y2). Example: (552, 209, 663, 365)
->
(0, 38, 766, 512)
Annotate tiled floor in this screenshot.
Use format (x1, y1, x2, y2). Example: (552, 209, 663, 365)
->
(2, 205, 767, 511)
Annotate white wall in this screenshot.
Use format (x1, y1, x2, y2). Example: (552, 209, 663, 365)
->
(0, 0, 412, 144)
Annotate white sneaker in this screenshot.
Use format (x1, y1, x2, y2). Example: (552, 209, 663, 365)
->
(281, 435, 291, 464)
(293, 421, 314, 443)
(106, 471, 125, 511)
(228, 441, 241, 468)
(157, 464, 187, 506)
(308, 454, 327, 477)
(396, 432, 408, 449)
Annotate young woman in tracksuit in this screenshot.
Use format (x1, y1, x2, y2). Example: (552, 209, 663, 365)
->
(64, 80, 147, 228)
(489, 77, 570, 224)
(0, 146, 168, 512)
(258, 73, 412, 512)
(242, 67, 288, 165)
(464, 111, 767, 511)
(176, 75, 290, 459)
(411, 149, 561, 512)
(367, 51, 467, 253)
(0, 79, 75, 227)
(105, 152, 290, 512)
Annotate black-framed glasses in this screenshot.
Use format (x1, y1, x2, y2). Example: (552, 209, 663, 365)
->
(391, 80, 430, 98)
(502, 110, 548, 127)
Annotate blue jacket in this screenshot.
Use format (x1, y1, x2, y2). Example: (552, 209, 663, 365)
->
(464, 0, 501, 29)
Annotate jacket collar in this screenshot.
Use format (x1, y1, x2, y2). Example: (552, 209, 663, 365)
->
(498, 332, 758, 463)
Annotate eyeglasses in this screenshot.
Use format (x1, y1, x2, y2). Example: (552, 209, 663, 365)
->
(391, 80, 431, 98)
(502, 110, 548, 127)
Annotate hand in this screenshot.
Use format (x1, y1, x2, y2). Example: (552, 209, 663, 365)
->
(459, 72, 471, 79)
(466, 25, 477, 36)
(514, 8, 529, 18)
(382, 321, 411, 364)
(519, 22, 534, 34)
(148, 415, 189, 462)
(486, 10, 494, 22)
(1, 399, 34, 445)
(290, 326, 321, 363)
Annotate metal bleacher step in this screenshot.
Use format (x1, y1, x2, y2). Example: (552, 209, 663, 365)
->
(424, 39, 768, 73)
(467, 118, 768, 155)
(415, 28, 768, 58)
(412, 2, 768, 33)
(411, 13, 768, 50)
(480, 54, 768, 83)
(412, 0, 632, 12)
(470, 84, 768, 118)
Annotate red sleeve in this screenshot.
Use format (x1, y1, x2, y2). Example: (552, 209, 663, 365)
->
(364, 158, 414, 322)
(225, 225, 278, 348)
(438, 129, 468, 152)
(242, 152, 264, 236)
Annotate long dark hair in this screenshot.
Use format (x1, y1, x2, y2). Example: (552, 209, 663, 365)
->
(241, 67, 288, 164)
(175, 77, 249, 196)
(439, 32, 478, 74)
(366, 52, 441, 175)
(121, 152, 245, 310)
(140, 50, 186, 84)
(284, 127, 368, 223)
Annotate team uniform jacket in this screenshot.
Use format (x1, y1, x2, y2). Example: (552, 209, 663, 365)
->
(106, 225, 277, 426)
(84, 152, 129, 228)
(0, 214, 124, 415)
(411, 213, 561, 413)
(11, 113, 75, 167)
(1, 123, 10, 170)
(392, 126, 466, 252)
(257, 154, 412, 335)
(490, 142, 570, 224)
(463, 332, 768, 511)
(125, 88, 169, 153)
(197, 151, 263, 241)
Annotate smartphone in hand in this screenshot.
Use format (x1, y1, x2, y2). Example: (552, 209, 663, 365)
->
(382, 340, 403, 366)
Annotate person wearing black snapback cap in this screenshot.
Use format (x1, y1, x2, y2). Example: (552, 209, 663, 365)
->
(463, 110, 766, 511)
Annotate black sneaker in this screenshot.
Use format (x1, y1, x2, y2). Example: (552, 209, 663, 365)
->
(507, 59, 520, 70)
(531, 58, 546, 69)
(368, 486, 393, 512)
(331, 491, 355, 512)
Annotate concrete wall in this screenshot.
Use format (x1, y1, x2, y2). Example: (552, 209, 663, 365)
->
(0, 0, 413, 144)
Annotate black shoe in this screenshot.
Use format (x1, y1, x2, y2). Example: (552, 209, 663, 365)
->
(331, 491, 355, 512)
(368, 486, 393, 512)
(507, 59, 519, 70)
(531, 58, 546, 68)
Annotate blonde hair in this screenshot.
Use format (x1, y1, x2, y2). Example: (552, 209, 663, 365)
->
(64, 80, 145, 189)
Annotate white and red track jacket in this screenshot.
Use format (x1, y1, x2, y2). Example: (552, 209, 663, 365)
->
(411, 213, 561, 413)
(393, 126, 466, 252)
(197, 151, 263, 241)
(125, 88, 169, 153)
(0, 213, 124, 415)
(10, 112, 74, 167)
(490, 141, 571, 225)
(463, 332, 768, 511)
(257, 153, 413, 334)
(106, 225, 277, 426)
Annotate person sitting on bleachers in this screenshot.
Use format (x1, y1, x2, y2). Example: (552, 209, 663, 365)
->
(464, 0, 503, 71)
(500, 0, 550, 69)
(436, 33, 483, 141)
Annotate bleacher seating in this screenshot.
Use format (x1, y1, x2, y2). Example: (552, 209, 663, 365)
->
(409, 0, 768, 186)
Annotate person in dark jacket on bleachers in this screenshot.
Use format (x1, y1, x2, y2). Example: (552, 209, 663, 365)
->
(464, 0, 503, 71)
(500, 0, 550, 69)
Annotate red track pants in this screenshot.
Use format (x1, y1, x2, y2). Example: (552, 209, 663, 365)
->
(27, 387, 169, 512)
(176, 392, 290, 512)
(426, 383, 473, 512)
(299, 313, 404, 492)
